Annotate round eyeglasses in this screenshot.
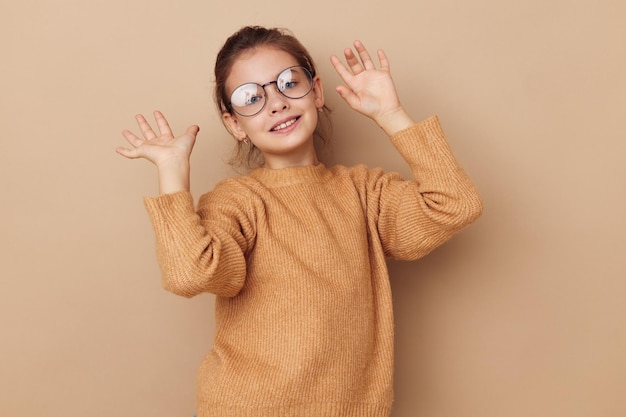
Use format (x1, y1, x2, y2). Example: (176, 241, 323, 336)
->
(228, 66, 314, 117)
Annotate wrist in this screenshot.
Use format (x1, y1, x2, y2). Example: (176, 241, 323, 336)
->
(375, 107, 415, 136)
(157, 160, 191, 194)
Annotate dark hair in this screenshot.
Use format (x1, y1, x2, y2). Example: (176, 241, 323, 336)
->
(214, 26, 331, 169)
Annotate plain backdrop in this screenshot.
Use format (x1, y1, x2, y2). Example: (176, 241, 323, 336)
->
(1, 0, 625, 416)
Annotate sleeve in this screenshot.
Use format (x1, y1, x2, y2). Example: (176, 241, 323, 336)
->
(143, 182, 255, 298)
(370, 115, 483, 260)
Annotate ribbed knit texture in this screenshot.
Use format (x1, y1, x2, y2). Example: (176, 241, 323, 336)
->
(144, 116, 483, 417)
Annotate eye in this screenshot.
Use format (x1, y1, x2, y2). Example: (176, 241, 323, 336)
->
(231, 83, 264, 107)
(275, 67, 312, 98)
(277, 68, 299, 91)
(244, 94, 264, 105)
(282, 80, 298, 90)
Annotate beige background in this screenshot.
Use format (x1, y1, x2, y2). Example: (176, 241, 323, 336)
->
(1, 0, 625, 416)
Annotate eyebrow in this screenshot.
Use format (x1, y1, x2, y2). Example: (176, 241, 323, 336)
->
(229, 66, 298, 96)
(249, 64, 301, 85)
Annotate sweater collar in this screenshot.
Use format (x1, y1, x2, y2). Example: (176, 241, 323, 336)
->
(249, 163, 330, 187)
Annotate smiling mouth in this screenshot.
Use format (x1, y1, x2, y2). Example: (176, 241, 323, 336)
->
(271, 117, 299, 132)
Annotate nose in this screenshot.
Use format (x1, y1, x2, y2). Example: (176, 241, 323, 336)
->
(264, 84, 289, 114)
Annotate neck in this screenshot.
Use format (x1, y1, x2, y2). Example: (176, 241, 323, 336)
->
(261, 142, 319, 170)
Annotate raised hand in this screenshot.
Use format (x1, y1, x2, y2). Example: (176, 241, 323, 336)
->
(116, 111, 199, 166)
(116, 111, 200, 194)
(330, 41, 414, 135)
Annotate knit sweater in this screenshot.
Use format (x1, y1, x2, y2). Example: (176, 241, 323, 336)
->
(144, 116, 483, 417)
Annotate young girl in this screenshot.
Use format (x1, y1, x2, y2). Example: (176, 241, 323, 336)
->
(117, 26, 482, 417)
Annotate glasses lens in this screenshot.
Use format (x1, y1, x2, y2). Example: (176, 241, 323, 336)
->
(277, 67, 313, 99)
(230, 83, 265, 116)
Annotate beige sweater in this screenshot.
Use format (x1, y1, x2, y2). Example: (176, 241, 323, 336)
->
(144, 116, 483, 417)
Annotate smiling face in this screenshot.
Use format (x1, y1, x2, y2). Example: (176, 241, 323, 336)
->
(222, 46, 325, 169)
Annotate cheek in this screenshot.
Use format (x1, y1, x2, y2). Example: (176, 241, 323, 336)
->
(240, 118, 266, 137)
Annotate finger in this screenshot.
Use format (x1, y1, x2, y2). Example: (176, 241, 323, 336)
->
(135, 114, 157, 140)
(377, 49, 390, 71)
(343, 47, 364, 74)
(335, 85, 359, 110)
(353, 40, 375, 70)
(185, 125, 200, 138)
(115, 146, 140, 159)
(121, 129, 144, 148)
(153, 110, 174, 137)
(330, 54, 354, 84)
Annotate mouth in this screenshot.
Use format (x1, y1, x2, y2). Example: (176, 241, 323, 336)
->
(271, 116, 300, 132)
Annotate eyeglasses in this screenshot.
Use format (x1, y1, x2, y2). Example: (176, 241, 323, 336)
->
(228, 66, 314, 117)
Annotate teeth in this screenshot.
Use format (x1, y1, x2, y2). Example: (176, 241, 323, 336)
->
(273, 118, 297, 131)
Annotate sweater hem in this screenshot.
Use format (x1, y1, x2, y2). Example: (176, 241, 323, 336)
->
(196, 402, 391, 417)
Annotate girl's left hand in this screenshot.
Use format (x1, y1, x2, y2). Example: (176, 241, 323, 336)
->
(331, 41, 411, 133)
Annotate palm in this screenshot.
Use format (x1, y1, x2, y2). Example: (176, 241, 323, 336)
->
(116, 111, 199, 167)
(344, 70, 400, 117)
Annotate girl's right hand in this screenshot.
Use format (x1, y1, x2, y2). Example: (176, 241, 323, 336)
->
(116, 111, 199, 168)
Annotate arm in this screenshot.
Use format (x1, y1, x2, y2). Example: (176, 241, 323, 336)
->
(117, 112, 250, 297)
(332, 42, 482, 259)
(143, 188, 251, 298)
(116, 111, 198, 194)
(374, 117, 483, 260)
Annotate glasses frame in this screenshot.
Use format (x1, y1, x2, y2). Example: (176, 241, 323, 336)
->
(228, 66, 314, 117)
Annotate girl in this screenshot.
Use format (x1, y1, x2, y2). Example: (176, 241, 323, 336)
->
(116, 26, 482, 417)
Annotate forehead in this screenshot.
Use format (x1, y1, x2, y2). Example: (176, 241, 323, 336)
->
(226, 46, 300, 90)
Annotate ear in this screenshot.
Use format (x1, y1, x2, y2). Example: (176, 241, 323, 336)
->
(222, 112, 247, 142)
(312, 76, 325, 110)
